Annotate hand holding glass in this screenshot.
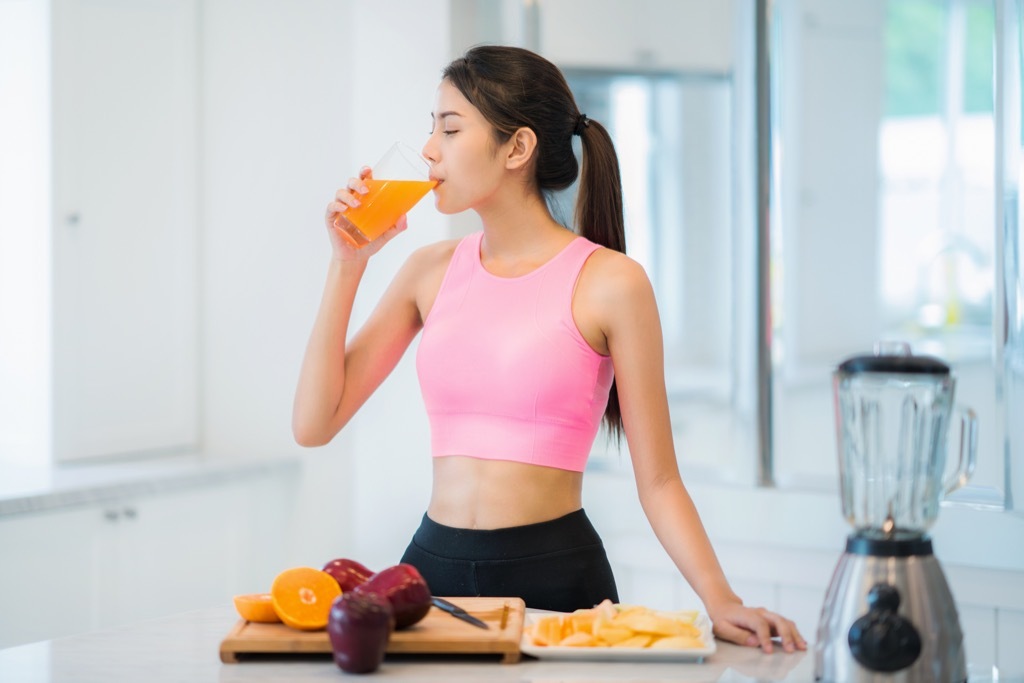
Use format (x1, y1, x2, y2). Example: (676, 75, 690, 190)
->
(334, 142, 437, 248)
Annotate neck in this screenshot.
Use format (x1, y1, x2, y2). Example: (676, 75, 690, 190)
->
(474, 186, 570, 257)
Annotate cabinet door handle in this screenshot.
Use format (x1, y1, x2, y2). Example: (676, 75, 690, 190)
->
(122, 507, 137, 520)
(103, 509, 120, 522)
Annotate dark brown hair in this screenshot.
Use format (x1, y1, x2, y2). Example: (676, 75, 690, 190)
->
(443, 45, 626, 438)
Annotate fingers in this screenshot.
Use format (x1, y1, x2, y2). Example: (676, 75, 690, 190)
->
(345, 176, 368, 195)
(331, 167, 374, 208)
(748, 608, 775, 653)
(342, 167, 373, 199)
(713, 607, 808, 654)
(335, 181, 365, 206)
(768, 612, 807, 653)
(323, 165, 406, 256)
(326, 168, 374, 225)
(712, 620, 761, 648)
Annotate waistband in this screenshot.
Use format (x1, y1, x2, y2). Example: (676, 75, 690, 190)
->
(411, 509, 602, 561)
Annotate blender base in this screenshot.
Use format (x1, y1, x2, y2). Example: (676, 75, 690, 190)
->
(814, 534, 966, 683)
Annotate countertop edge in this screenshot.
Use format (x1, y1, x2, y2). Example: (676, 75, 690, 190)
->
(0, 455, 303, 518)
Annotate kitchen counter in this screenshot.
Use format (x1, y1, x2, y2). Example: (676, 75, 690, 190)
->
(0, 607, 814, 682)
(0, 454, 300, 517)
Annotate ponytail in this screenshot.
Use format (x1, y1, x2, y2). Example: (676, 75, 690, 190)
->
(575, 119, 625, 440)
(575, 119, 626, 255)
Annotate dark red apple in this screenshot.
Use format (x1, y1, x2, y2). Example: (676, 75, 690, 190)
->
(354, 563, 432, 629)
(327, 591, 394, 674)
(322, 558, 374, 592)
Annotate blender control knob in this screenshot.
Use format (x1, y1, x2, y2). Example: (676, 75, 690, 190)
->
(848, 583, 922, 673)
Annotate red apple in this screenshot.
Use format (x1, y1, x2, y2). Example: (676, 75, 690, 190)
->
(327, 591, 393, 674)
(322, 558, 374, 592)
(354, 563, 432, 629)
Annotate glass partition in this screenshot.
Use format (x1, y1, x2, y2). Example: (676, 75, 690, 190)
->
(996, 0, 1023, 509)
(769, 0, 1014, 505)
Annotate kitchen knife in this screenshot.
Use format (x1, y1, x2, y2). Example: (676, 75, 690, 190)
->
(431, 597, 489, 629)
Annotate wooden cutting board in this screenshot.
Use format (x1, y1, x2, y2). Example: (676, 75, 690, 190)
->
(220, 596, 525, 664)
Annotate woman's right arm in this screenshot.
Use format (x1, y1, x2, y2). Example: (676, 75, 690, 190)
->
(291, 173, 423, 446)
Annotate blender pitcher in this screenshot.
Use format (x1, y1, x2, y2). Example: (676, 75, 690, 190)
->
(833, 342, 978, 537)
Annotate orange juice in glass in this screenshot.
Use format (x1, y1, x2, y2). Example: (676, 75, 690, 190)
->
(335, 142, 437, 248)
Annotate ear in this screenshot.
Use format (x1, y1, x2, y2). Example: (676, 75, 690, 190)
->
(504, 127, 538, 171)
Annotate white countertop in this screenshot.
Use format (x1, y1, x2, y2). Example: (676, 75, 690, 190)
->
(0, 454, 301, 517)
(0, 607, 815, 682)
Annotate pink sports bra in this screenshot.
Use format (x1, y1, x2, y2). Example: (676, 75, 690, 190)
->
(416, 231, 614, 472)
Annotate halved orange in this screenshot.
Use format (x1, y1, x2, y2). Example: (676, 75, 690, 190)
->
(233, 593, 281, 623)
(270, 567, 342, 631)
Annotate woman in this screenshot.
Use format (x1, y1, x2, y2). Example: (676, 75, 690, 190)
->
(293, 45, 806, 653)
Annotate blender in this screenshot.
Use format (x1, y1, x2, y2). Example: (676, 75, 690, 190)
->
(815, 344, 978, 682)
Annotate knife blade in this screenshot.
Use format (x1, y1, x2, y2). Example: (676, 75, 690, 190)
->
(431, 597, 490, 629)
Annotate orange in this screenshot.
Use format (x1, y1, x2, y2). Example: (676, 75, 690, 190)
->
(233, 593, 281, 623)
(270, 567, 342, 631)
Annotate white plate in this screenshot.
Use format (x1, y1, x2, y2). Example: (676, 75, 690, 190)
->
(519, 612, 716, 662)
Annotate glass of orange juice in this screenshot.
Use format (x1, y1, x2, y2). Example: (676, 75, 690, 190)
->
(334, 142, 437, 248)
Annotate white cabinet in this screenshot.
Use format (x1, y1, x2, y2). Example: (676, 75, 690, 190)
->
(50, 0, 200, 461)
(93, 486, 244, 629)
(0, 475, 292, 649)
(0, 504, 98, 646)
(537, 0, 734, 73)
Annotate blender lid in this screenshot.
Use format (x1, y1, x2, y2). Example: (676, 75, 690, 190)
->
(838, 353, 950, 375)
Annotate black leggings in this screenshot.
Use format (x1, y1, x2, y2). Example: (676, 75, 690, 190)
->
(399, 509, 619, 613)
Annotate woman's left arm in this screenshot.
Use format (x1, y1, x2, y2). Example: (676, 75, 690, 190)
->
(582, 251, 806, 653)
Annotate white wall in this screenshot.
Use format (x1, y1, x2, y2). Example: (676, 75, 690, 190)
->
(200, 0, 359, 564)
(0, 0, 51, 463)
(201, 0, 350, 463)
(199, 0, 451, 568)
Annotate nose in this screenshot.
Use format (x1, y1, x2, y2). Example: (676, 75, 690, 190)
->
(421, 137, 438, 165)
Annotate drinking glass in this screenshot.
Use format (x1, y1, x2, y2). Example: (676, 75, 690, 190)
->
(334, 142, 436, 248)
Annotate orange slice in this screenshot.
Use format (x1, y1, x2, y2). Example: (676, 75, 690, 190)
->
(233, 593, 281, 623)
(270, 567, 342, 631)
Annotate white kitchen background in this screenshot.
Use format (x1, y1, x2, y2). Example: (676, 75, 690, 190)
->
(1, 0, 1022, 678)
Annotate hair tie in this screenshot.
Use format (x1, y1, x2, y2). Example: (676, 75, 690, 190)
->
(573, 113, 590, 137)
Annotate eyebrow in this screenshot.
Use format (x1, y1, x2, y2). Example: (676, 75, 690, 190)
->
(431, 110, 463, 121)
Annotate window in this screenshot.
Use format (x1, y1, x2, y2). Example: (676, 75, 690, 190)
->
(880, 0, 995, 355)
(770, 0, 1007, 503)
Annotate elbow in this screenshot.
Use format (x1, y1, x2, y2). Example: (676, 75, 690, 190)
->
(292, 398, 351, 447)
(292, 418, 333, 448)
(293, 431, 327, 448)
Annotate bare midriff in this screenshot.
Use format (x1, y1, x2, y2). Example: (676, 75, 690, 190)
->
(427, 456, 584, 530)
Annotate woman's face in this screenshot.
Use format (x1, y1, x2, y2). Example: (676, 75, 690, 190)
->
(422, 79, 511, 215)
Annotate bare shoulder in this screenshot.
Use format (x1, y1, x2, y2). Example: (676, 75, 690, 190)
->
(578, 246, 655, 308)
(393, 238, 461, 288)
(573, 246, 659, 354)
(396, 238, 462, 323)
